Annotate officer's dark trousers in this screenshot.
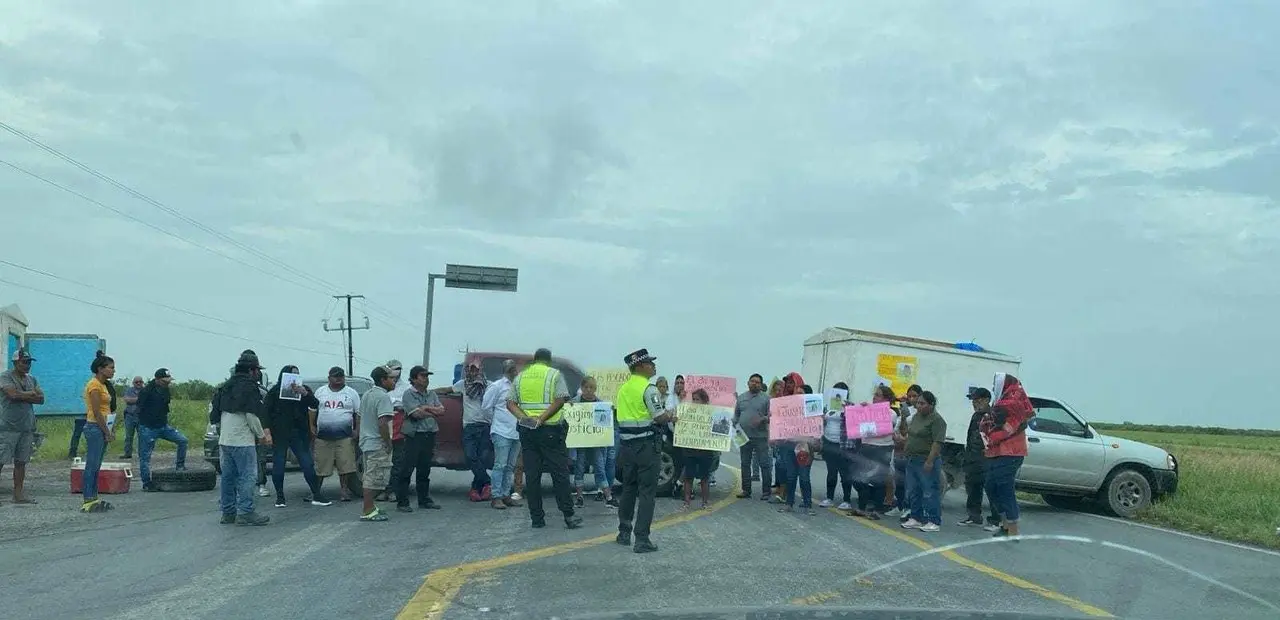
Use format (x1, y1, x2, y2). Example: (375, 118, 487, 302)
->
(617, 435, 659, 539)
(518, 423, 575, 523)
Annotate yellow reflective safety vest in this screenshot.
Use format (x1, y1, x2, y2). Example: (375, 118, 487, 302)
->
(615, 374, 656, 440)
(516, 361, 564, 425)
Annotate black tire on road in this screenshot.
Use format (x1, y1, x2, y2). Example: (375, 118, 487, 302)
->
(655, 450, 676, 497)
(1042, 494, 1089, 511)
(1099, 468, 1151, 518)
(150, 468, 218, 492)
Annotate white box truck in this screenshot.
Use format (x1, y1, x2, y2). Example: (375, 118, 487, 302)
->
(801, 327, 1021, 489)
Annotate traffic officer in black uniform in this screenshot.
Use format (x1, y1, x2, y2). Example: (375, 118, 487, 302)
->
(614, 348, 676, 553)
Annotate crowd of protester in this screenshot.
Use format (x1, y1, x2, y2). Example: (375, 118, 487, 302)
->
(0, 345, 1032, 539)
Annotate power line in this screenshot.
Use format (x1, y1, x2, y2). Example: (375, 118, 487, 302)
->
(0, 274, 378, 364)
(0, 258, 231, 324)
(0, 158, 333, 298)
(0, 120, 421, 333)
(0, 259, 340, 350)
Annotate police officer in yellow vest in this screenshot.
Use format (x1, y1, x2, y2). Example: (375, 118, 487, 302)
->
(615, 348, 676, 553)
(505, 348, 583, 530)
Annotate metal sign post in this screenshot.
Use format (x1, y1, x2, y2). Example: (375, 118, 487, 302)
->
(422, 264, 519, 371)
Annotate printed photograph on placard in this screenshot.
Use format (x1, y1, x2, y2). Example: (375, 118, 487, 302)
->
(803, 393, 824, 418)
(279, 372, 304, 401)
(592, 402, 612, 428)
(709, 409, 732, 437)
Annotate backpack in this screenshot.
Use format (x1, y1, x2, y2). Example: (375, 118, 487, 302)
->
(209, 385, 224, 425)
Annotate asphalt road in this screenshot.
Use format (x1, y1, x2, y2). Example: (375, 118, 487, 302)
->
(0, 453, 1277, 620)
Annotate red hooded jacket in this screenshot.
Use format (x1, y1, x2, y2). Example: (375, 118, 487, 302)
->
(980, 373, 1034, 458)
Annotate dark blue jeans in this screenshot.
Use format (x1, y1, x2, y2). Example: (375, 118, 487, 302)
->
(272, 434, 321, 497)
(219, 445, 258, 516)
(985, 456, 1024, 523)
(68, 418, 87, 458)
(138, 425, 188, 484)
(905, 455, 943, 525)
(779, 449, 813, 507)
(463, 423, 493, 492)
(121, 414, 139, 456)
(82, 425, 106, 501)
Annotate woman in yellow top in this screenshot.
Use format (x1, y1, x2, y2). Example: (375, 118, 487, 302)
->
(81, 351, 117, 512)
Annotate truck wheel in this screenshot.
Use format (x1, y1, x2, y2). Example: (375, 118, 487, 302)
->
(655, 450, 676, 497)
(1099, 468, 1151, 518)
(1041, 494, 1088, 511)
(150, 468, 218, 492)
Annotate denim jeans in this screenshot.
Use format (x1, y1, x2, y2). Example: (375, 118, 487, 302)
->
(596, 445, 617, 488)
(491, 434, 521, 498)
(219, 445, 258, 515)
(82, 424, 106, 500)
(68, 418, 87, 458)
(121, 414, 139, 456)
(138, 425, 188, 484)
(463, 423, 493, 492)
(272, 434, 321, 496)
(781, 449, 813, 507)
(984, 456, 1024, 523)
(569, 447, 611, 489)
(905, 455, 943, 525)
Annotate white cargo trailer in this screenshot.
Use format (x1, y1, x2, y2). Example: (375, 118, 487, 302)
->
(801, 327, 1021, 488)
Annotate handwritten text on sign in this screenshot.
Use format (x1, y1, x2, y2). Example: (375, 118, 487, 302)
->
(587, 368, 631, 403)
(768, 394, 823, 440)
(563, 402, 615, 448)
(681, 375, 737, 407)
(673, 403, 733, 453)
(844, 402, 896, 439)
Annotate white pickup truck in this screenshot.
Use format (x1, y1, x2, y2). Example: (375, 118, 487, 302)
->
(801, 327, 1178, 518)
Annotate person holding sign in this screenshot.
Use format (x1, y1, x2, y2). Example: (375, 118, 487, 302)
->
(567, 376, 616, 508)
(679, 389, 716, 511)
(506, 348, 581, 530)
(614, 348, 675, 554)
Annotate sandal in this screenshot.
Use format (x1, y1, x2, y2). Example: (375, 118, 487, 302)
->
(678, 503, 691, 512)
(81, 500, 112, 513)
(360, 508, 389, 522)
(12, 497, 37, 505)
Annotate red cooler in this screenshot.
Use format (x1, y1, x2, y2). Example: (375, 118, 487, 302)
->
(70, 458, 133, 494)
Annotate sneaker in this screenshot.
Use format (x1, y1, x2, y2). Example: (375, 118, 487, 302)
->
(884, 507, 903, 517)
(837, 502, 852, 510)
(220, 513, 236, 524)
(396, 504, 414, 513)
(606, 497, 619, 508)
(633, 539, 658, 554)
(574, 495, 585, 508)
(818, 499, 833, 508)
(919, 523, 940, 532)
(491, 499, 507, 510)
(510, 492, 523, 502)
(957, 517, 980, 526)
(594, 490, 605, 502)
(142, 483, 157, 492)
(900, 518, 923, 529)
(564, 515, 583, 529)
(480, 484, 492, 501)
(274, 496, 287, 508)
(360, 508, 389, 522)
(309, 496, 333, 507)
(256, 485, 270, 497)
(983, 523, 1002, 533)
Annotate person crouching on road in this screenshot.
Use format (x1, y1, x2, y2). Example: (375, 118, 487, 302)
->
(80, 351, 116, 513)
(981, 373, 1035, 538)
(263, 365, 330, 507)
(397, 365, 444, 512)
(614, 348, 676, 553)
(569, 376, 615, 508)
(506, 348, 582, 530)
(357, 365, 396, 522)
(680, 389, 715, 511)
(219, 351, 271, 526)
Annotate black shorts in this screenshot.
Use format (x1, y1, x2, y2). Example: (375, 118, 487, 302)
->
(681, 451, 716, 480)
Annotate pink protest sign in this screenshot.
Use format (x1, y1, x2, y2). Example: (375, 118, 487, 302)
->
(682, 375, 737, 407)
(844, 402, 896, 439)
(768, 394, 822, 440)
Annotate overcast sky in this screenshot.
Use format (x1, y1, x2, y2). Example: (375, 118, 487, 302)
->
(2, 1, 1277, 428)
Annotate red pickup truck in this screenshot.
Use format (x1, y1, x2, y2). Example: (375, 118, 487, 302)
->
(432, 351, 588, 470)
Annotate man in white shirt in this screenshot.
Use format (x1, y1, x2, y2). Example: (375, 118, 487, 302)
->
(483, 360, 521, 509)
(310, 367, 361, 502)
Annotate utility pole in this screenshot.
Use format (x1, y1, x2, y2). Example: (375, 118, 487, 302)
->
(323, 294, 369, 376)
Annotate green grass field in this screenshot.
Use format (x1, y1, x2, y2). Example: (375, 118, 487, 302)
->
(1104, 428, 1280, 549)
(32, 400, 209, 462)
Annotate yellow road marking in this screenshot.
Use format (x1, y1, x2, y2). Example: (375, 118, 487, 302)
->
(396, 466, 743, 620)
(790, 509, 1114, 618)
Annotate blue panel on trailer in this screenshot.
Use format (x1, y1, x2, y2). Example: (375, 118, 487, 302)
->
(6, 333, 18, 370)
(26, 334, 104, 416)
